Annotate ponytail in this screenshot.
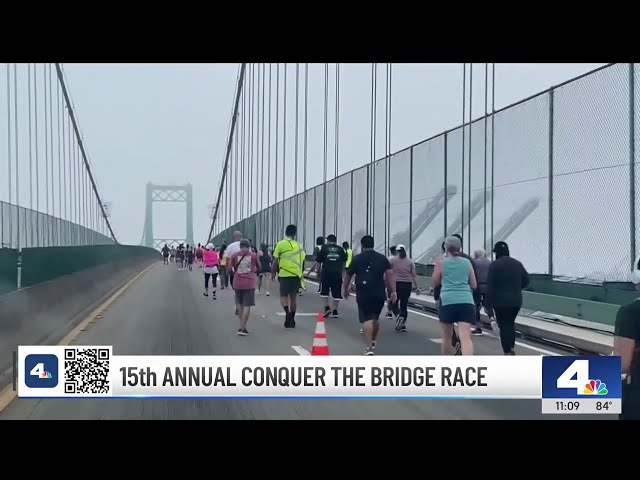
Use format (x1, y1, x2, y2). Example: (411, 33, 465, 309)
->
(399, 249, 407, 259)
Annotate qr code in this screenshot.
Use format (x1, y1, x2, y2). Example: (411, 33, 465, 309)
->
(64, 348, 110, 395)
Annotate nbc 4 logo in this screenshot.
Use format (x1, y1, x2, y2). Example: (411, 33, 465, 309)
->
(557, 359, 608, 396)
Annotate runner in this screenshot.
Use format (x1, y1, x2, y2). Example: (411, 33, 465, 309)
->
(218, 244, 229, 289)
(230, 239, 261, 336)
(316, 234, 347, 318)
(313, 237, 325, 294)
(431, 236, 477, 355)
(161, 244, 170, 265)
(272, 224, 306, 328)
(195, 243, 204, 268)
(224, 231, 243, 290)
(389, 244, 419, 332)
(176, 244, 185, 271)
(202, 243, 219, 299)
(614, 254, 640, 420)
(170, 245, 176, 263)
(484, 241, 530, 355)
(452, 234, 482, 336)
(342, 241, 353, 269)
(257, 243, 272, 296)
(385, 246, 398, 319)
(185, 245, 194, 271)
(343, 235, 397, 356)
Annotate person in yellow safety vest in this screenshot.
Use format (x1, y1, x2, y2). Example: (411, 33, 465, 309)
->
(272, 224, 306, 329)
(342, 241, 353, 268)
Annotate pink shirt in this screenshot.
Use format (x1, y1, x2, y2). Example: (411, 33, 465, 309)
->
(203, 250, 219, 267)
(230, 250, 260, 290)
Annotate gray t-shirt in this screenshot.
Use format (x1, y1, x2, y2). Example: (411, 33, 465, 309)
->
(389, 256, 416, 283)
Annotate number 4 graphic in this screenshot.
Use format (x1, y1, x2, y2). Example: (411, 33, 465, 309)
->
(30, 363, 45, 377)
(556, 360, 589, 393)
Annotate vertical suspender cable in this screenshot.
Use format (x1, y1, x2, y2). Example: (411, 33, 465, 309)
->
(44, 65, 50, 244)
(28, 64, 33, 216)
(275, 64, 280, 204)
(250, 64, 255, 216)
(334, 63, 340, 235)
(483, 63, 488, 251)
(371, 64, 378, 236)
(368, 64, 375, 234)
(57, 77, 62, 239)
(48, 65, 55, 244)
(13, 64, 20, 251)
(258, 64, 263, 217)
(6, 64, 12, 246)
(467, 64, 473, 253)
(303, 64, 309, 247)
(490, 63, 496, 258)
(34, 65, 40, 245)
(62, 78, 67, 229)
(461, 63, 466, 239)
(241, 68, 246, 219)
(294, 63, 300, 222)
(267, 64, 272, 209)
(322, 63, 328, 236)
(384, 63, 390, 252)
(28, 64, 33, 246)
(283, 64, 288, 208)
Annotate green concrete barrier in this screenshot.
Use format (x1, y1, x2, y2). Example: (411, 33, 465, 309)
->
(0, 245, 160, 296)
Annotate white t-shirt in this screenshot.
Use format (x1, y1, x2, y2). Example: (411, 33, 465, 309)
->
(225, 241, 241, 261)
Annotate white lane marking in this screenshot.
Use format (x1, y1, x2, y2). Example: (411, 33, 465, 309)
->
(275, 312, 319, 317)
(305, 279, 560, 356)
(292, 346, 311, 356)
(429, 338, 443, 344)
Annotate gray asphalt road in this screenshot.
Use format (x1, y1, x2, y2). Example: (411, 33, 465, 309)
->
(0, 262, 616, 420)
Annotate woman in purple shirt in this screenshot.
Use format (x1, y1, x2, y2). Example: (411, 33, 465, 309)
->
(389, 245, 419, 332)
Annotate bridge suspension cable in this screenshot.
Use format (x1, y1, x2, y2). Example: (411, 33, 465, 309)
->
(207, 63, 247, 241)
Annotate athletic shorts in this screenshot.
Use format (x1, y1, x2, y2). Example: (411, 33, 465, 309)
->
(357, 299, 385, 323)
(438, 303, 476, 325)
(320, 271, 343, 299)
(279, 276, 300, 296)
(235, 288, 255, 307)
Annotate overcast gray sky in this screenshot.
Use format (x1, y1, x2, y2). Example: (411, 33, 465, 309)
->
(0, 63, 604, 246)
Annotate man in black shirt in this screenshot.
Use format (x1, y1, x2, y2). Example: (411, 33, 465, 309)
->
(316, 234, 347, 319)
(614, 255, 640, 420)
(344, 235, 397, 356)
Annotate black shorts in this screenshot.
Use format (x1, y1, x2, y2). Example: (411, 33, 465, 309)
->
(320, 271, 343, 299)
(357, 299, 385, 323)
(279, 276, 300, 296)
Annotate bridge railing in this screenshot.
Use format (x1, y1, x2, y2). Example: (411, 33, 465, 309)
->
(0, 200, 112, 249)
(213, 63, 638, 284)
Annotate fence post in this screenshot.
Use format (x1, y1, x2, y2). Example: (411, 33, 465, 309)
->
(630, 63, 636, 269)
(409, 147, 413, 258)
(350, 171, 354, 248)
(444, 132, 448, 237)
(548, 89, 555, 277)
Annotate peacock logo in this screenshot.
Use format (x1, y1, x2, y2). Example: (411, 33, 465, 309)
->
(583, 379, 607, 395)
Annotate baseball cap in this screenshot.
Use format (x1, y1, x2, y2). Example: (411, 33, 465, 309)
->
(396, 244, 407, 251)
(493, 241, 509, 255)
(206, 243, 214, 250)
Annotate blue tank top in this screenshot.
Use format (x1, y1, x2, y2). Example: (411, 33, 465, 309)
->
(440, 256, 474, 306)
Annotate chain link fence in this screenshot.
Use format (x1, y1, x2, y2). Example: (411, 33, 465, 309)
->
(213, 63, 638, 282)
(0, 200, 113, 248)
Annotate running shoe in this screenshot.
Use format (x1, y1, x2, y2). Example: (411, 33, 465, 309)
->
(332, 309, 338, 318)
(471, 327, 483, 336)
(237, 329, 248, 336)
(323, 307, 331, 318)
(364, 347, 374, 356)
(395, 315, 404, 330)
(385, 311, 393, 319)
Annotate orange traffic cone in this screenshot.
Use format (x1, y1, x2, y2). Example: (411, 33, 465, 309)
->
(310, 312, 329, 356)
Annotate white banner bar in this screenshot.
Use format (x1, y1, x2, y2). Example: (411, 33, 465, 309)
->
(18, 346, 541, 399)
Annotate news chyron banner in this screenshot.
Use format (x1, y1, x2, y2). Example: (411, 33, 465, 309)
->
(18, 346, 621, 413)
(541, 356, 622, 414)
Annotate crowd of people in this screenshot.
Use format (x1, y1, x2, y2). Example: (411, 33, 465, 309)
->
(157, 226, 639, 418)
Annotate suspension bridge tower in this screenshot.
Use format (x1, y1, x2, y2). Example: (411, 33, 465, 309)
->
(142, 183, 194, 249)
